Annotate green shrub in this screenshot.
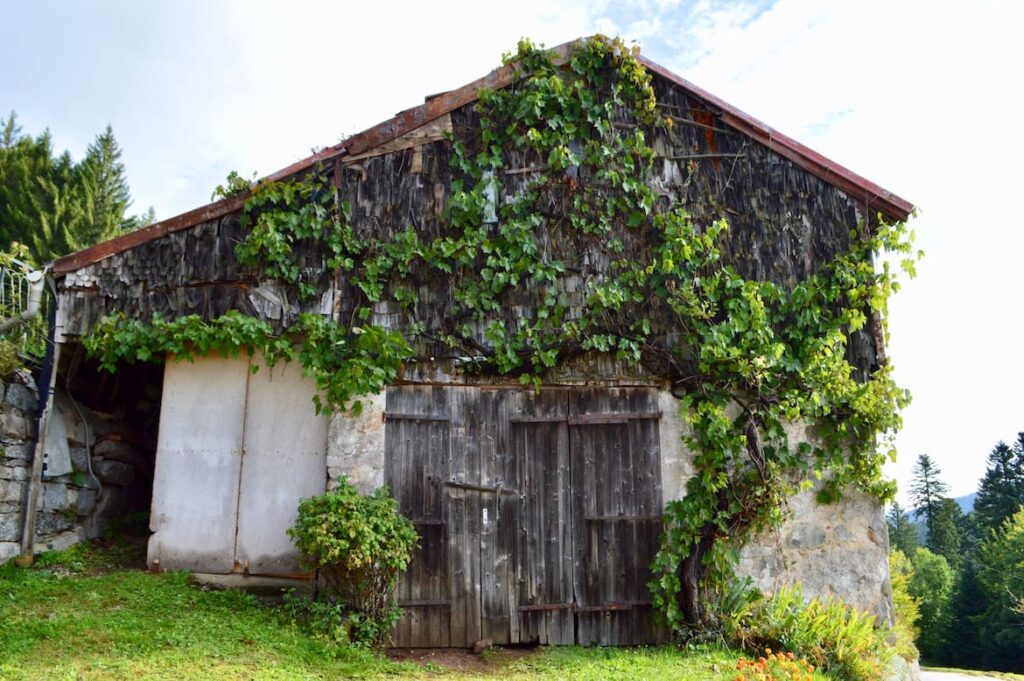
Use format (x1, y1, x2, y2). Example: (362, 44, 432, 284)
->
(888, 549, 921, 661)
(287, 477, 418, 648)
(715, 583, 893, 681)
(0, 339, 19, 379)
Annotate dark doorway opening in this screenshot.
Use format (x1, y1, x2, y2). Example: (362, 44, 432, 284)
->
(55, 343, 164, 543)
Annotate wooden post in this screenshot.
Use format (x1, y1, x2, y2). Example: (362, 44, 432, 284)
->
(15, 343, 61, 566)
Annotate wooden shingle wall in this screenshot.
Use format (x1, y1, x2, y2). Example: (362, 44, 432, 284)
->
(55, 73, 878, 378)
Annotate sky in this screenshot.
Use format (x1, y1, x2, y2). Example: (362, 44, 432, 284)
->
(2, 0, 1022, 503)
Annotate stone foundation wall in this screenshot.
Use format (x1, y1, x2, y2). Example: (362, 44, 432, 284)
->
(737, 487, 894, 624)
(0, 371, 144, 563)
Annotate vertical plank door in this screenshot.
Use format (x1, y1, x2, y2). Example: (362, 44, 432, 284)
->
(385, 385, 453, 647)
(569, 387, 665, 646)
(510, 388, 575, 645)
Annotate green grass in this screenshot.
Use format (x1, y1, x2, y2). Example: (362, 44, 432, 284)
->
(0, 540, 828, 680)
(490, 645, 754, 680)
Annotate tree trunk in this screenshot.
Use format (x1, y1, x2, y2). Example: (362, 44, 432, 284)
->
(679, 529, 717, 626)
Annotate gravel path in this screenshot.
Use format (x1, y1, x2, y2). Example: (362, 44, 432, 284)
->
(921, 671, 1004, 681)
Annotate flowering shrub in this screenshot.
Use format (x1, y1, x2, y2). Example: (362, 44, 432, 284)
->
(735, 648, 816, 681)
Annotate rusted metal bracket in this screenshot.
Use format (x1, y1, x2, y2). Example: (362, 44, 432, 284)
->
(444, 480, 518, 495)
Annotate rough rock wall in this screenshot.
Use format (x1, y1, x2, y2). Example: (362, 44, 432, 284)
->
(737, 488, 894, 624)
(0, 373, 144, 563)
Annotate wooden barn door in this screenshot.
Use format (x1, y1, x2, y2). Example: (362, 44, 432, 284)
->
(508, 389, 575, 645)
(569, 388, 664, 646)
(384, 386, 453, 647)
(385, 384, 664, 648)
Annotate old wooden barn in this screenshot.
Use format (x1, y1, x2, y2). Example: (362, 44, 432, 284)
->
(40, 38, 911, 648)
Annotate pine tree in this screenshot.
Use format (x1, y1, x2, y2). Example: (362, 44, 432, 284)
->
(929, 497, 962, 567)
(887, 501, 919, 555)
(77, 125, 134, 244)
(0, 113, 151, 264)
(975, 436, 1024, 535)
(976, 509, 1024, 670)
(910, 453, 950, 540)
(946, 562, 986, 668)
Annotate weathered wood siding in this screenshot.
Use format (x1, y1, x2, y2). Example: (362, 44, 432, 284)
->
(55, 72, 879, 378)
(384, 384, 665, 648)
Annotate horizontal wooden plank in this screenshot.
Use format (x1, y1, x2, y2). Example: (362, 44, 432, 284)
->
(516, 603, 574, 612)
(511, 415, 568, 423)
(576, 600, 652, 613)
(384, 412, 450, 422)
(398, 599, 452, 608)
(410, 519, 446, 526)
(568, 411, 662, 425)
(583, 515, 662, 522)
(444, 480, 518, 495)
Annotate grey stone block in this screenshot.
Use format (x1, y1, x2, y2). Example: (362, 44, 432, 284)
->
(0, 478, 25, 503)
(69, 447, 90, 472)
(36, 510, 74, 536)
(93, 439, 142, 466)
(2, 412, 33, 439)
(0, 464, 29, 482)
(83, 489, 128, 539)
(2, 441, 33, 462)
(0, 541, 19, 563)
(35, 528, 83, 554)
(12, 369, 36, 393)
(789, 523, 828, 549)
(40, 482, 75, 511)
(77, 488, 98, 516)
(0, 511, 24, 542)
(4, 383, 37, 413)
(94, 459, 134, 487)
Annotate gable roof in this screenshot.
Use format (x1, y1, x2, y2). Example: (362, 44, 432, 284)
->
(53, 39, 913, 276)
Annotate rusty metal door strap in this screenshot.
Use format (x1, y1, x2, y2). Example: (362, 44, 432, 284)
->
(444, 480, 518, 495)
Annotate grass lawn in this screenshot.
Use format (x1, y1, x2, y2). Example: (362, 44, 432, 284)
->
(0, 539, 826, 680)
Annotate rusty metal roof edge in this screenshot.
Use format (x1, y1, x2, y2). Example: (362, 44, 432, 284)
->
(53, 39, 912, 276)
(638, 56, 914, 222)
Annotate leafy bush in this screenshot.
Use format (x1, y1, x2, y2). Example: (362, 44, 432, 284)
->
(907, 547, 953, 661)
(287, 477, 418, 648)
(888, 549, 920, 661)
(0, 338, 19, 378)
(735, 648, 817, 680)
(714, 583, 893, 681)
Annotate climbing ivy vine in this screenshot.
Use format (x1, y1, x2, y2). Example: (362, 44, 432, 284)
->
(84, 35, 919, 635)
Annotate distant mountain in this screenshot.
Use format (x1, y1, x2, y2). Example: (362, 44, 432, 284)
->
(904, 493, 977, 544)
(954, 492, 977, 514)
